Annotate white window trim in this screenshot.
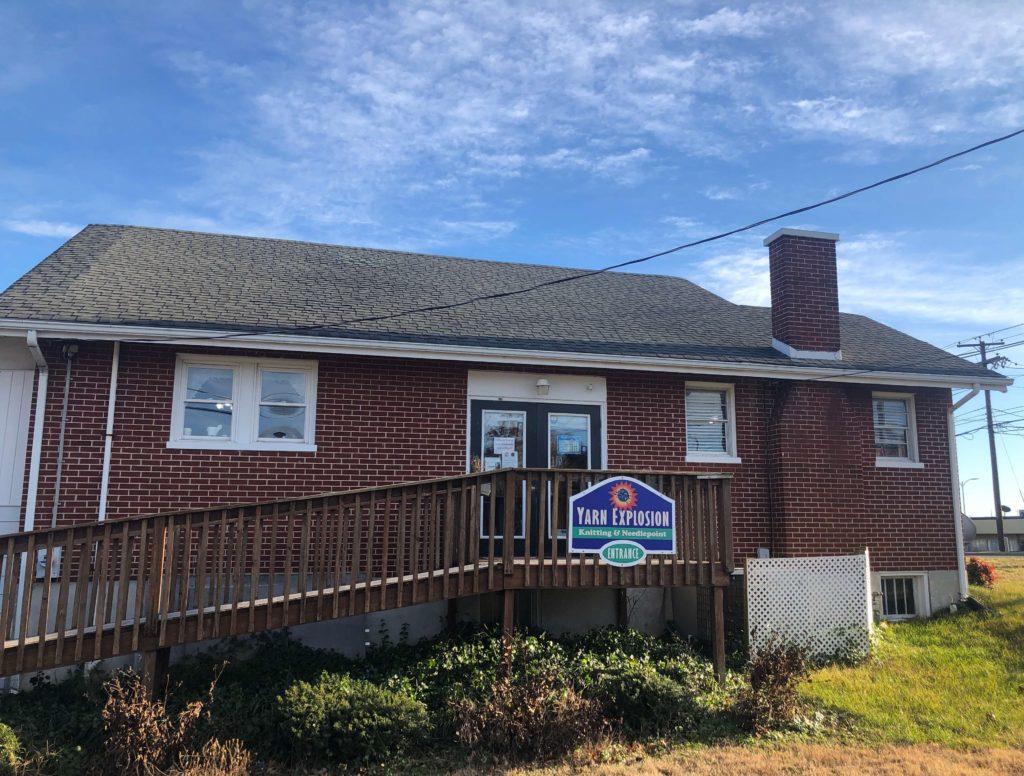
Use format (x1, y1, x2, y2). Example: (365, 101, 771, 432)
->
(872, 391, 922, 468)
(876, 571, 929, 621)
(168, 353, 318, 452)
(684, 381, 741, 464)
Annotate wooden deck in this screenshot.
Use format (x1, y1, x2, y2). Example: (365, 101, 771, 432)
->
(0, 469, 733, 680)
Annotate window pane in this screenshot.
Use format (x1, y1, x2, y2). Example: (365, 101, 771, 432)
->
(687, 422, 727, 453)
(482, 411, 524, 469)
(184, 402, 232, 437)
(875, 427, 909, 458)
(186, 367, 233, 402)
(686, 390, 727, 422)
(873, 398, 908, 428)
(261, 371, 306, 404)
(549, 414, 589, 469)
(258, 405, 306, 440)
(904, 579, 917, 615)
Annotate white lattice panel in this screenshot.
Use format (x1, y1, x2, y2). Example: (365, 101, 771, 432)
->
(746, 553, 872, 660)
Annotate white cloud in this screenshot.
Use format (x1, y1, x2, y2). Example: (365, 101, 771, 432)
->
(677, 5, 805, 38)
(828, 3, 1024, 91)
(772, 97, 919, 145)
(701, 179, 768, 201)
(153, 1, 1024, 242)
(3, 219, 80, 238)
(702, 186, 742, 201)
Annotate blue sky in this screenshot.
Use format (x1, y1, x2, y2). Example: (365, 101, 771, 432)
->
(1, 1, 1022, 516)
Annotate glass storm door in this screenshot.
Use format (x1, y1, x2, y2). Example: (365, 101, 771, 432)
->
(469, 401, 602, 559)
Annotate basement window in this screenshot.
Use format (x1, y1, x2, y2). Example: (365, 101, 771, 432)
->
(872, 392, 922, 468)
(879, 574, 927, 620)
(169, 355, 318, 452)
(684, 383, 740, 464)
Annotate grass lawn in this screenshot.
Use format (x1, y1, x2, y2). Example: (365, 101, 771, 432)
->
(801, 556, 1024, 748)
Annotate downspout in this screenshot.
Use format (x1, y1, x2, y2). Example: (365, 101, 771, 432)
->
(24, 332, 49, 533)
(49, 344, 78, 529)
(948, 384, 982, 600)
(97, 342, 120, 521)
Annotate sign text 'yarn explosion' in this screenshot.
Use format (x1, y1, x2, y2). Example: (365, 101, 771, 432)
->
(568, 477, 676, 567)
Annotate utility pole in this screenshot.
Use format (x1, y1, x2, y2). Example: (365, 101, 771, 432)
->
(958, 339, 1007, 551)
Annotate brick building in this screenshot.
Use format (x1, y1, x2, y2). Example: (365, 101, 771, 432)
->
(0, 225, 1010, 643)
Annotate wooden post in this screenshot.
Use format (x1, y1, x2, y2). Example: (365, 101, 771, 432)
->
(712, 585, 726, 687)
(141, 646, 170, 699)
(502, 590, 515, 639)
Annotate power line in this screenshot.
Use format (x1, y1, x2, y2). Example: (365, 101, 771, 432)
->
(999, 434, 1024, 505)
(943, 323, 1024, 351)
(121, 126, 1024, 346)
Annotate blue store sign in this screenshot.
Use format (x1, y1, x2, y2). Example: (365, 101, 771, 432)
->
(568, 476, 677, 567)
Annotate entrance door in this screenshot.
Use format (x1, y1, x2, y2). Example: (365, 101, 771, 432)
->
(469, 400, 602, 558)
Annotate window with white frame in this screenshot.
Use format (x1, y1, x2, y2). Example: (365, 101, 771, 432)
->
(872, 393, 920, 466)
(684, 383, 739, 462)
(170, 355, 317, 451)
(879, 575, 923, 619)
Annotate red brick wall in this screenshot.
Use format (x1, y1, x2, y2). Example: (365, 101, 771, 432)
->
(768, 233, 841, 352)
(23, 340, 957, 571)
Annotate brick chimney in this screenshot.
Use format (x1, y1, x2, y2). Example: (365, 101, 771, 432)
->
(764, 228, 842, 360)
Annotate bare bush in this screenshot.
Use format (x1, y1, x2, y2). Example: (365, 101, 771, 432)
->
(734, 639, 810, 734)
(453, 641, 603, 761)
(100, 671, 208, 776)
(174, 738, 251, 776)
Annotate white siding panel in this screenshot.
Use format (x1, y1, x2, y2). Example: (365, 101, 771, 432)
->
(0, 370, 33, 534)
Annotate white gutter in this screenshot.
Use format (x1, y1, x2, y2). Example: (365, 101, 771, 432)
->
(23, 331, 48, 533)
(97, 341, 120, 521)
(0, 319, 1013, 391)
(949, 384, 982, 599)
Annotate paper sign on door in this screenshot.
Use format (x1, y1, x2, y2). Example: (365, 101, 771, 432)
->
(493, 437, 516, 454)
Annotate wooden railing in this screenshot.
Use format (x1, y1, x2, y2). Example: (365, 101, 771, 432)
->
(0, 469, 732, 677)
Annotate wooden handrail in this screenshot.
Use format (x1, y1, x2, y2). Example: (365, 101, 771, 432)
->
(0, 469, 732, 677)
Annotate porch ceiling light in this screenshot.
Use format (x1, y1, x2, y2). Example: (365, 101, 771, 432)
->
(536, 378, 550, 396)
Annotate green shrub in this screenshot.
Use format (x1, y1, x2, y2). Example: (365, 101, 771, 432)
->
(0, 722, 20, 775)
(168, 631, 352, 757)
(278, 672, 429, 766)
(0, 670, 106, 774)
(363, 627, 570, 733)
(587, 662, 698, 737)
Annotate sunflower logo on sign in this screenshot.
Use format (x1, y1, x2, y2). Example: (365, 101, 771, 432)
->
(609, 481, 638, 511)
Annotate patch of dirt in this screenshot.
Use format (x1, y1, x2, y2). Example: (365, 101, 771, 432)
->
(501, 743, 1024, 775)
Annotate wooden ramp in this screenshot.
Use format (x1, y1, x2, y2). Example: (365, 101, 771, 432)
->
(0, 469, 733, 679)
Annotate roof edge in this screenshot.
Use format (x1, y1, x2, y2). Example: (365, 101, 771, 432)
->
(0, 318, 1011, 391)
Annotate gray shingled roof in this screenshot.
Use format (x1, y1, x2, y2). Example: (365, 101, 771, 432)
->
(0, 224, 997, 380)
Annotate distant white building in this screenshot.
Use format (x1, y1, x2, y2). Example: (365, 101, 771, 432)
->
(968, 514, 1024, 553)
